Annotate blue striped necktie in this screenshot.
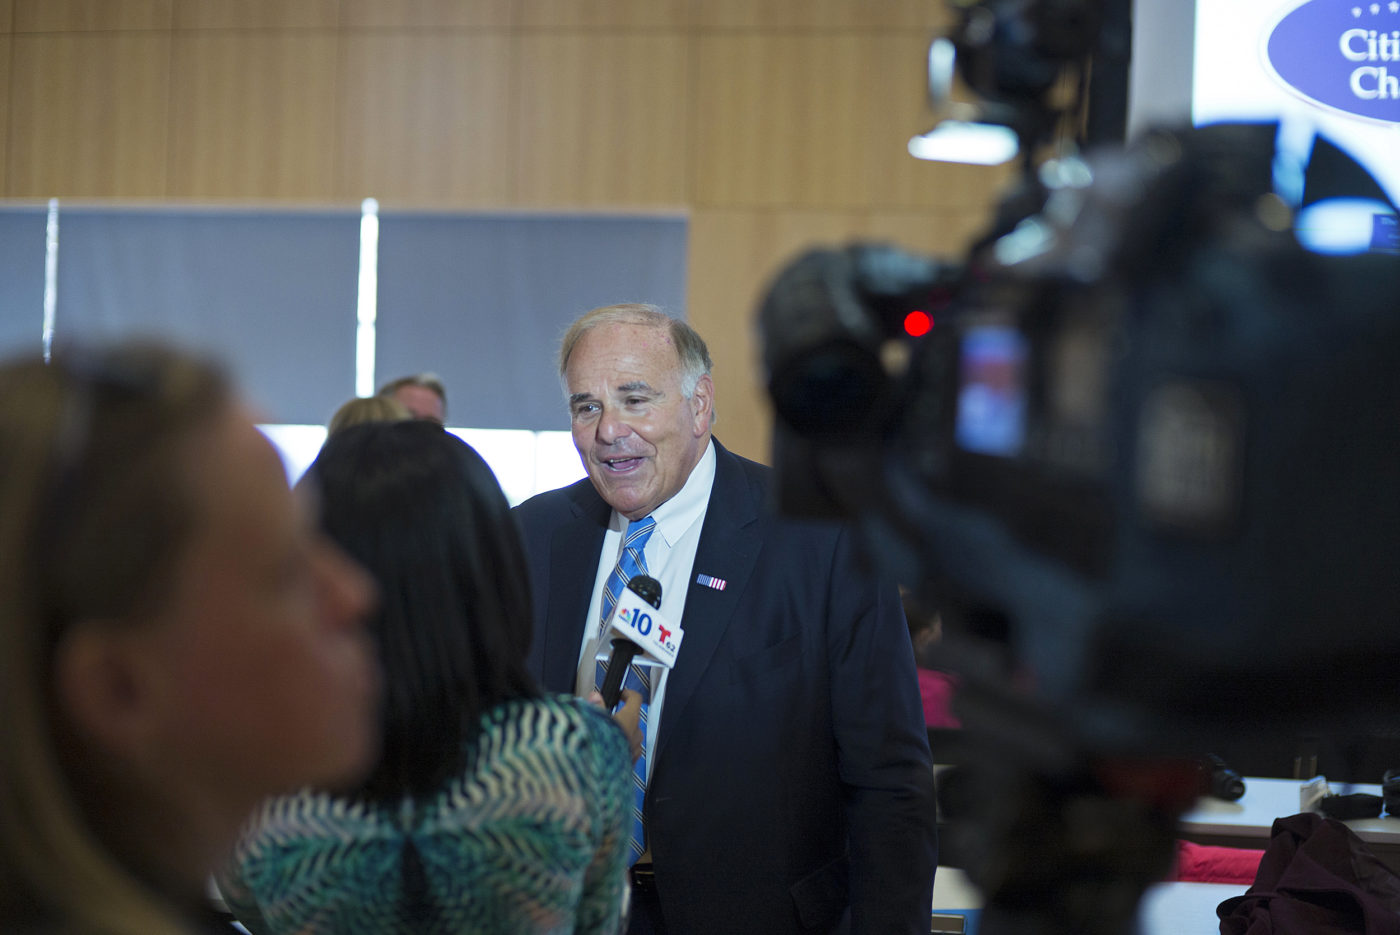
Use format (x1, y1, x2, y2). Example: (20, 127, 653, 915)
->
(594, 516, 656, 865)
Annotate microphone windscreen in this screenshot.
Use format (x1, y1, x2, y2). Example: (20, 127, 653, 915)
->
(628, 574, 663, 608)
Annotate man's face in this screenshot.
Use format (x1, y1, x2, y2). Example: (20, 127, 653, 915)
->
(566, 321, 713, 520)
(392, 385, 445, 424)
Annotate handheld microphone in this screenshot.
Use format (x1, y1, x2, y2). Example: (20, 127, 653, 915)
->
(598, 575, 684, 709)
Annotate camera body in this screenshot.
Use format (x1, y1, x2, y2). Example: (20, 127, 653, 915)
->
(1204, 755, 1246, 802)
(760, 3, 1398, 930)
(761, 121, 1400, 745)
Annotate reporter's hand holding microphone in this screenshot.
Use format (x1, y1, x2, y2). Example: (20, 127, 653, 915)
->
(590, 574, 682, 765)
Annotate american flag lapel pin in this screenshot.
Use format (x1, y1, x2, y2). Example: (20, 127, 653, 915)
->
(696, 572, 727, 591)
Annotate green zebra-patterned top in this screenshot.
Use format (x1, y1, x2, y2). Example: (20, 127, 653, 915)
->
(216, 694, 633, 935)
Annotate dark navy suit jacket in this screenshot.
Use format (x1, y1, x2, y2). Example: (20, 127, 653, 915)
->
(513, 440, 937, 935)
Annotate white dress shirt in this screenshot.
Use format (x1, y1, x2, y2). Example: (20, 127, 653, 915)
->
(573, 440, 715, 783)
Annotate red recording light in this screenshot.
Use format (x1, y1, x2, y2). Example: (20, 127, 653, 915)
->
(903, 310, 933, 337)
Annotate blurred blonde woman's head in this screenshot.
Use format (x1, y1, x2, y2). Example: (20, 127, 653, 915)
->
(328, 395, 411, 436)
(0, 344, 378, 933)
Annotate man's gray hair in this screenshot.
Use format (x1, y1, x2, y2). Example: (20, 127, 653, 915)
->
(558, 304, 714, 400)
(377, 372, 447, 411)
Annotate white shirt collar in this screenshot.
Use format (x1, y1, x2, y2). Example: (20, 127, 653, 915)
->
(610, 438, 715, 546)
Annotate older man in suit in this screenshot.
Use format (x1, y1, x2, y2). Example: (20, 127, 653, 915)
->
(513, 303, 936, 935)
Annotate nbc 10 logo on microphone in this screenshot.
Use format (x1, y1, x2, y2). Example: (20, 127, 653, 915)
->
(1266, 0, 1400, 122)
(619, 606, 679, 655)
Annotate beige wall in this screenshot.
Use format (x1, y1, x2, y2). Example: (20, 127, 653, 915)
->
(1, 0, 1013, 461)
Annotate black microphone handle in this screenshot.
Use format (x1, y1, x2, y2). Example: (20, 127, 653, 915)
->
(600, 638, 642, 710)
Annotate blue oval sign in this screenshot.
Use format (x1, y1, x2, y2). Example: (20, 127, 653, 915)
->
(1266, 0, 1400, 123)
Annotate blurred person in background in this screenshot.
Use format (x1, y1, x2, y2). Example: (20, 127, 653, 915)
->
(0, 343, 379, 934)
(377, 373, 447, 425)
(327, 395, 411, 437)
(901, 589, 960, 730)
(218, 421, 633, 935)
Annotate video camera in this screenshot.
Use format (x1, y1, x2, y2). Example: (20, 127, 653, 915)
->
(762, 121, 1400, 737)
(758, 2, 1400, 931)
(761, 1, 1400, 743)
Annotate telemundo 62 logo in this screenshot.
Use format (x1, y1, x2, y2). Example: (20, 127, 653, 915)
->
(1266, 0, 1400, 122)
(618, 606, 677, 653)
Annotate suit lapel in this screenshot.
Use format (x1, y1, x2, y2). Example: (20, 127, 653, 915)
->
(655, 440, 764, 763)
(541, 481, 610, 693)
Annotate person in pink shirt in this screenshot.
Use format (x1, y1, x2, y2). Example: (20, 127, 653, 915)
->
(903, 590, 960, 730)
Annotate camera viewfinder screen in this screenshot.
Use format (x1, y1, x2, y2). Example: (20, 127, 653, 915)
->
(956, 325, 1029, 457)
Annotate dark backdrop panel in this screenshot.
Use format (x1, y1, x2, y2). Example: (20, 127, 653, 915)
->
(375, 214, 688, 431)
(0, 208, 48, 361)
(54, 210, 360, 425)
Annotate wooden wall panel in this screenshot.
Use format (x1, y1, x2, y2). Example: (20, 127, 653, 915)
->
(338, 34, 514, 205)
(168, 33, 339, 199)
(693, 35, 877, 209)
(689, 0, 950, 30)
(687, 204, 985, 463)
(0, 37, 8, 189)
(686, 211, 771, 462)
(876, 156, 1016, 213)
(688, 208, 880, 462)
(886, 157, 1017, 214)
(172, 0, 340, 29)
(866, 34, 1017, 211)
(14, 0, 172, 31)
(7, 34, 170, 197)
(516, 0, 689, 29)
(515, 33, 689, 206)
(0, 9, 989, 447)
(341, 0, 513, 29)
(867, 32, 940, 206)
(863, 209, 999, 261)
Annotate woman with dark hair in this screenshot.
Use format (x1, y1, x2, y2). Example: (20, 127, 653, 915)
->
(217, 421, 632, 935)
(0, 344, 378, 934)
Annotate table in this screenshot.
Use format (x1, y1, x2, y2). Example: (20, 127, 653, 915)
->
(1139, 881, 1248, 933)
(931, 866, 1246, 934)
(1178, 776, 1400, 869)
